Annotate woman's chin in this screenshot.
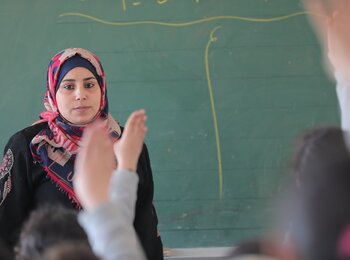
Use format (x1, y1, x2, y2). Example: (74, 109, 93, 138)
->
(66, 117, 95, 126)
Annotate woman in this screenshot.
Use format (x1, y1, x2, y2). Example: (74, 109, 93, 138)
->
(0, 48, 163, 259)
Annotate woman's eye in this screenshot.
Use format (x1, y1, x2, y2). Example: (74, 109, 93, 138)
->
(85, 82, 95, 88)
(63, 84, 74, 90)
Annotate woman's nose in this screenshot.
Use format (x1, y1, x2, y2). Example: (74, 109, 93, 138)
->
(75, 85, 87, 101)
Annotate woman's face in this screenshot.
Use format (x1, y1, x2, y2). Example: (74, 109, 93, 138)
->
(56, 67, 102, 125)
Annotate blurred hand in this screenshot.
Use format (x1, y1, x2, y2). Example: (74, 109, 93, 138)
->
(303, 0, 350, 79)
(74, 110, 147, 210)
(74, 120, 115, 210)
(114, 109, 147, 172)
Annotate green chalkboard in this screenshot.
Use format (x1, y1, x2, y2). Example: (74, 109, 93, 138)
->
(0, 0, 339, 248)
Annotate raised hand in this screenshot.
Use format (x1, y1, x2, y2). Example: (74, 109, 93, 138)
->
(114, 109, 147, 172)
(74, 110, 147, 211)
(74, 120, 115, 210)
(303, 0, 350, 79)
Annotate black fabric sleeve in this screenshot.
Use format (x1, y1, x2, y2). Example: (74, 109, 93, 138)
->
(134, 143, 164, 260)
(0, 131, 34, 248)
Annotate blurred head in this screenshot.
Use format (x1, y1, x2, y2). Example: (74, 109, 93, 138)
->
(290, 161, 350, 260)
(15, 205, 89, 260)
(292, 126, 350, 187)
(39, 242, 98, 260)
(285, 127, 350, 259)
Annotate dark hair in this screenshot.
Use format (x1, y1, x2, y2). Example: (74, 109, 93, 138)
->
(292, 126, 350, 187)
(0, 239, 13, 260)
(290, 162, 350, 259)
(15, 205, 89, 260)
(287, 127, 350, 259)
(39, 242, 99, 260)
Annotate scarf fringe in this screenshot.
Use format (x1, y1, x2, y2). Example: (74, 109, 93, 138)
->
(43, 166, 82, 210)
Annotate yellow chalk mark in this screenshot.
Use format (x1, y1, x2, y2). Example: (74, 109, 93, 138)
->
(205, 26, 223, 199)
(157, 0, 168, 4)
(132, 1, 141, 6)
(122, 0, 127, 12)
(59, 11, 309, 27)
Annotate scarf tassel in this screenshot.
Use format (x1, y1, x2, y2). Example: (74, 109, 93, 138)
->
(43, 166, 82, 210)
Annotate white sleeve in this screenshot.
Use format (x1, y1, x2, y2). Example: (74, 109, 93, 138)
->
(78, 170, 146, 260)
(335, 71, 350, 131)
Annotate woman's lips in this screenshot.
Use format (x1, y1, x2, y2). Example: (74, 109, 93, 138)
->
(73, 106, 91, 113)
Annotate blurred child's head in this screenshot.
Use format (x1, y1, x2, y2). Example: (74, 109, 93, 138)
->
(15, 205, 89, 260)
(292, 126, 350, 187)
(39, 241, 98, 260)
(287, 127, 350, 259)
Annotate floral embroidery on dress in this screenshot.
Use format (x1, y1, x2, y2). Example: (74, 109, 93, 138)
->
(0, 149, 14, 206)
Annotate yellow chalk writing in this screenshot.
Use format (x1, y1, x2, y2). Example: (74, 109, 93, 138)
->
(205, 26, 223, 199)
(59, 12, 309, 27)
(122, 0, 127, 11)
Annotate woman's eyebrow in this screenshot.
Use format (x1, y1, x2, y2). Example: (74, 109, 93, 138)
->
(61, 77, 96, 83)
(61, 79, 75, 82)
(83, 77, 96, 81)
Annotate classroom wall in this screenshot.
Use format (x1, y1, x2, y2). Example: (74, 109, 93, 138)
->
(0, 0, 339, 248)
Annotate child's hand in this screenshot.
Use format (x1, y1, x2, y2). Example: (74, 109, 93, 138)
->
(114, 110, 147, 172)
(304, 0, 350, 79)
(74, 120, 115, 210)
